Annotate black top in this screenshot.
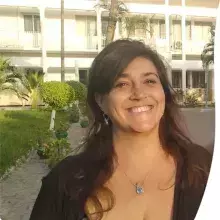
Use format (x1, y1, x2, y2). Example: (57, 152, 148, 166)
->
(30, 144, 212, 220)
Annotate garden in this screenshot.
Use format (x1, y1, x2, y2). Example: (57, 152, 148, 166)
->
(0, 56, 215, 178)
(0, 57, 89, 178)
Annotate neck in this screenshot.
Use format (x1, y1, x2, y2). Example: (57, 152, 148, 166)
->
(112, 126, 165, 170)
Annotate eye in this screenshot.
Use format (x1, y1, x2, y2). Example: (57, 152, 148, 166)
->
(145, 79, 157, 84)
(114, 82, 129, 88)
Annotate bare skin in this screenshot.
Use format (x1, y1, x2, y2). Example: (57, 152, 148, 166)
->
(94, 57, 176, 220)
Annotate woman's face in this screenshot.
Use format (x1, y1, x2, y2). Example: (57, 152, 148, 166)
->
(97, 57, 165, 133)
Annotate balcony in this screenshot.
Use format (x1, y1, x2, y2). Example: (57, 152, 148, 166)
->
(171, 40, 206, 55)
(0, 30, 22, 50)
(46, 34, 101, 51)
(0, 30, 41, 50)
(185, 40, 206, 54)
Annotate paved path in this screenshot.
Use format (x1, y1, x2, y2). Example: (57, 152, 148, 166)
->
(0, 123, 86, 220)
(180, 108, 215, 153)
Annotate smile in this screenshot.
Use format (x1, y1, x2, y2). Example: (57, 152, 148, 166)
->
(129, 105, 154, 113)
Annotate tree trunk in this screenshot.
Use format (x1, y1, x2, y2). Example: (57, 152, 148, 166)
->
(49, 109, 56, 130)
(205, 67, 209, 108)
(61, 0, 65, 82)
(106, 0, 118, 45)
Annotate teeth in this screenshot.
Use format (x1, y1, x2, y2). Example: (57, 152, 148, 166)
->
(130, 105, 152, 113)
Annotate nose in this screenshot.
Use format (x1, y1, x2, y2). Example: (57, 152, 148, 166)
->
(129, 86, 148, 101)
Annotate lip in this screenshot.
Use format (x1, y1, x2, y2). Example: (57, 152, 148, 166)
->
(128, 105, 154, 113)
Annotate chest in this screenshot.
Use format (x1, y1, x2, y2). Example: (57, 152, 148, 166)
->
(100, 183, 175, 220)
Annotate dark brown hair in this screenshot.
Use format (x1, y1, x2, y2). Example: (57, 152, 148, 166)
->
(69, 39, 205, 219)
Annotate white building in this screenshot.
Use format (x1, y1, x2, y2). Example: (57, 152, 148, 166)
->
(0, 0, 217, 106)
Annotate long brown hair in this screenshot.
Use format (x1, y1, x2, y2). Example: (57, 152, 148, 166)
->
(67, 39, 208, 219)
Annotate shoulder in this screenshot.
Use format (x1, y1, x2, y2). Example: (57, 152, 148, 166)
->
(43, 154, 84, 189)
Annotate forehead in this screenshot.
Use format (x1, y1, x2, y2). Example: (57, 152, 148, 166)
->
(122, 57, 158, 76)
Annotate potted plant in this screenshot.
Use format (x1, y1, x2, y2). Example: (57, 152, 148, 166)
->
(37, 142, 50, 159)
(55, 121, 70, 139)
(46, 138, 71, 168)
(80, 117, 89, 128)
(36, 130, 54, 159)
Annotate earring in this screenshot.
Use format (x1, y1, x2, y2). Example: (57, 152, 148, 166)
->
(103, 113, 109, 125)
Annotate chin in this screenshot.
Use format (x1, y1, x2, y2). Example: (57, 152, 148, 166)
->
(129, 123, 157, 134)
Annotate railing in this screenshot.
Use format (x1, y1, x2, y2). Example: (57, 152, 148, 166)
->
(0, 30, 41, 50)
(185, 40, 206, 55)
(0, 30, 23, 49)
(22, 31, 41, 49)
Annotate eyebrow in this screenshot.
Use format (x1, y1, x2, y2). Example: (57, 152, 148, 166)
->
(117, 72, 159, 79)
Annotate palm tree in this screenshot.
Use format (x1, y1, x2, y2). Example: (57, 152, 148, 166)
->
(23, 71, 44, 108)
(201, 24, 215, 106)
(0, 57, 29, 102)
(0, 57, 44, 107)
(97, 0, 128, 45)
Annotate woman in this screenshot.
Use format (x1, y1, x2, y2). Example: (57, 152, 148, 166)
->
(30, 39, 212, 220)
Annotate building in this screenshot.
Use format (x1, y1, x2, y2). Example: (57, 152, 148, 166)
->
(0, 0, 218, 106)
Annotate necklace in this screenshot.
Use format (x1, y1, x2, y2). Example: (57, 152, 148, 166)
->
(119, 147, 160, 195)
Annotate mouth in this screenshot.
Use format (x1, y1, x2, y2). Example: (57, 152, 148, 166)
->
(128, 105, 154, 113)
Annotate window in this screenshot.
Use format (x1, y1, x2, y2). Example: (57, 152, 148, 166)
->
(194, 21, 212, 42)
(24, 15, 41, 32)
(172, 70, 182, 88)
(79, 69, 89, 85)
(192, 71, 205, 88)
(159, 20, 165, 39)
(75, 16, 97, 49)
(151, 19, 166, 39)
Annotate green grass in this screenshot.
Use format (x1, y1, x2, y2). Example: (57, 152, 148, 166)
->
(0, 109, 69, 176)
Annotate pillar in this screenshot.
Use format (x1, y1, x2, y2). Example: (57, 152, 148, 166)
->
(74, 60, 79, 81)
(182, 69, 186, 93)
(181, 0, 186, 61)
(95, 6, 102, 52)
(39, 6, 48, 81)
(165, 0, 172, 84)
(189, 70, 193, 88)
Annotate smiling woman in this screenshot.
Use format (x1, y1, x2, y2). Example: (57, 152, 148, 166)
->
(30, 39, 212, 220)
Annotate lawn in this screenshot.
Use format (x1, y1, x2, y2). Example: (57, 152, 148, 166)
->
(0, 109, 69, 176)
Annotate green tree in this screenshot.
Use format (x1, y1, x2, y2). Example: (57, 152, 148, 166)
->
(40, 81, 75, 130)
(0, 57, 29, 102)
(124, 14, 154, 38)
(22, 71, 44, 108)
(201, 25, 215, 67)
(97, 0, 128, 45)
(201, 24, 215, 106)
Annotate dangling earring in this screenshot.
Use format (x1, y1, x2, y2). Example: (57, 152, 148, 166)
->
(103, 113, 109, 125)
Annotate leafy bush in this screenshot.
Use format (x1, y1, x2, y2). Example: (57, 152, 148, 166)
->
(66, 80, 87, 102)
(40, 81, 75, 109)
(46, 138, 71, 168)
(174, 89, 184, 103)
(184, 89, 203, 107)
(69, 103, 80, 123)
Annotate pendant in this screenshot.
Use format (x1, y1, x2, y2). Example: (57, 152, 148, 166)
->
(136, 184, 144, 195)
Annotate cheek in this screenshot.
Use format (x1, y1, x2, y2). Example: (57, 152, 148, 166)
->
(154, 88, 166, 112)
(104, 93, 124, 115)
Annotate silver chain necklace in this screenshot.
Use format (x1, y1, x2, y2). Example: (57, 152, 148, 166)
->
(119, 148, 160, 195)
